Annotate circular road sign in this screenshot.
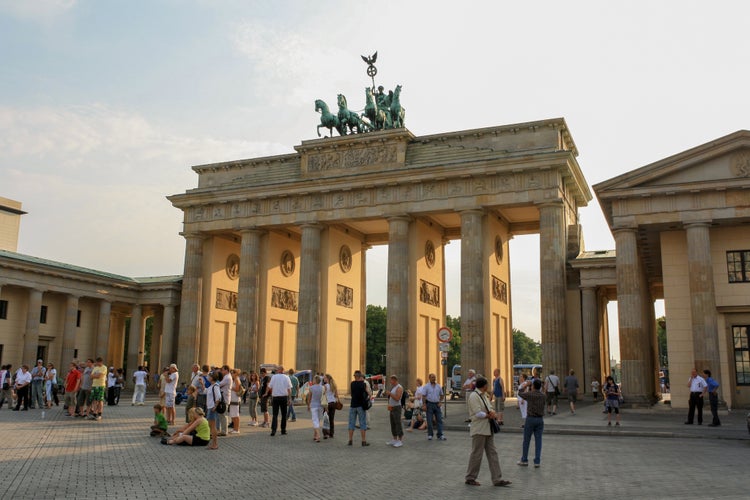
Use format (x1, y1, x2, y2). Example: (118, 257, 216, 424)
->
(437, 326, 453, 343)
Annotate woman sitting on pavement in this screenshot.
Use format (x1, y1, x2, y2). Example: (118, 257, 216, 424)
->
(163, 407, 210, 447)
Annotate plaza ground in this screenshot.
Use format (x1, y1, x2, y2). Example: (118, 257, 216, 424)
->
(0, 395, 748, 499)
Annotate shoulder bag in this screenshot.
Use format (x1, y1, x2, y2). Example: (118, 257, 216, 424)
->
(214, 385, 227, 414)
(476, 390, 501, 434)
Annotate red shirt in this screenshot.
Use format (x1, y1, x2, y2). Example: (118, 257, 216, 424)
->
(65, 369, 82, 392)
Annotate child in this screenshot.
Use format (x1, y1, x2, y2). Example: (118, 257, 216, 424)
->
(184, 385, 197, 423)
(150, 403, 169, 437)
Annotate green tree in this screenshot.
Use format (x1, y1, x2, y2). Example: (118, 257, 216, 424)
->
(446, 315, 461, 368)
(512, 328, 542, 365)
(366, 304, 387, 375)
(657, 316, 668, 369)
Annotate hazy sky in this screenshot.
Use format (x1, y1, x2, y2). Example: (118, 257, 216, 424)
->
(2, 1, 749, 358)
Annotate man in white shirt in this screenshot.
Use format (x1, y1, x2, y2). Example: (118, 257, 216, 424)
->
(685, 368, 708, 425)
(132, 366, 148, 406)
(543, 370, 560, 416)
(164, 364, 178, 425)
(14, 365, 32, 410)
(265, 366, 292, 436)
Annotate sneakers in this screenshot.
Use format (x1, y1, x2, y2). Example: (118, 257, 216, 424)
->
(228, 429, 240, 434)
(437, 435, 447, 441)
(427, 435, 433, 441)
(534, 463, 541, 468)
(386, 440, 396, 446)
(517, 461, 529, 466)
(392, 441, 403, 448)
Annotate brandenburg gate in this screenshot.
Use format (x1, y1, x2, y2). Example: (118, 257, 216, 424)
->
(168, 118, 592, 389)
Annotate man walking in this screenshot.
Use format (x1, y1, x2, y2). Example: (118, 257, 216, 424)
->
(685, 368, 707, 425)
(517, 379, 546, 468)
(702, 369, 721, 427)
(287, 368, 299, 422)
(423, 373, 446, 441)
(564, 369, 579, 414)
(0, 364, 12, 409)
(386, 375, 404, 447)
(464, 376, 511, 487)
(132, 365, 148, 406)
(266, 365, 292, 436)
(544, 370, 560, 415)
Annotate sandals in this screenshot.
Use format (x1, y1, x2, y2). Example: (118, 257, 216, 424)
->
(494, 480, 512, 487)
(465, 480, 481, 486)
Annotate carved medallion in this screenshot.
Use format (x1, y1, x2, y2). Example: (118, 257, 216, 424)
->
(425, 240, 436, 269)
(226, 254, 240, 280)
(339, 245, 352, 273)
(495, 236, 503, 264)
(731, 150, 750, 177)
(280, 250, 295, 277)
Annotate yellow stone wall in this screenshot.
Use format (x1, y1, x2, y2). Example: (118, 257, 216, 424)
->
(201, 237, 239, 367)
(0, 287, 28, 362)
(662, 226, 750, 409)
(320, 228, 362, 389)
(484, 216, 512, 390)
(409, 220, 445, 385)
(260, 231, 300, 370)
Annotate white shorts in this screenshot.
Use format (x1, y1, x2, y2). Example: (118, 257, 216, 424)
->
(311, 407, 323, 429)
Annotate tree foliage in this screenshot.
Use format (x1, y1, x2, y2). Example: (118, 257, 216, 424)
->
(445, 315, 461, 368)
(512, 328, 542, 365)
(366, 304, 387, 375)
(657, 316, 668, 368)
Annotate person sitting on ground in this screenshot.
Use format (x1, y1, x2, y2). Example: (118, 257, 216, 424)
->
(150, 403, 169, 437)
(163, 408, 210, 447)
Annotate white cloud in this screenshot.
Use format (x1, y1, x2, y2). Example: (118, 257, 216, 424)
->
(0, 0, 77, 22)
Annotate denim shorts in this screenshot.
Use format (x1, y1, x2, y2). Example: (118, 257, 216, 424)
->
(348, 407, 366, 430)
(207, 408, 218, 422)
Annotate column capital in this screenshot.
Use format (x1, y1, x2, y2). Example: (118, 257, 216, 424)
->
(239, 227, 265, 235)
(535, 199, 565, 209)
(179, 231, 206, 240)
(683, 220, 712, 229)
(612, 226, 638, 236)
(299, 221, 324, 230)
(458, 208, 485, 217)
(386, 214, 412, 223)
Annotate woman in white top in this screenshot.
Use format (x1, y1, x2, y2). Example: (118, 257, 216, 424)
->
(322, 374, 339, 439)
(45, 364, 57, 408)
(229, 369, 242, 434)
(306, 375, 324, 442)
(516, 373, 531, 427)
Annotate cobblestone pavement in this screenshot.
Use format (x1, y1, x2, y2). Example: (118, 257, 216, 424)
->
(0, 397, 748, 500)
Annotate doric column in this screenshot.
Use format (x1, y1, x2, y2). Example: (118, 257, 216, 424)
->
(360, 243, 369, 370)
(581, 286, 601, 392)
(177, 233, 204, 375)
(22, 288, 43, 364)
(538, 201, 568, 378)
(96, 299, 112, 360)
(297, 223, 323, 371)
(460, 209, 485, 378)
(127, 304, 143, 374)
(614, 227, 653, 404)
(685, 222, 722, 382)
(235, 229, 263, 372)
(150, 307, 163, 372)
(61, 294, 79, 365)
(386, 216, 410, 382)
(161, 304, 175, 368)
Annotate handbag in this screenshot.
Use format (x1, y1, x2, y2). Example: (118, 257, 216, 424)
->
(214, 385, 227, 414)
(334, 399, 343, 411)
(476, 390, 501, 434)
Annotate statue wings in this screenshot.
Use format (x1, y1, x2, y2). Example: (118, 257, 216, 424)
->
(361, 51, 378, 65)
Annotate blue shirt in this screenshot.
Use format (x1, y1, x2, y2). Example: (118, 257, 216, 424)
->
(493, 377, 504, 398)
(705, 376, 719, 393)
(422, 382, 443, 403)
